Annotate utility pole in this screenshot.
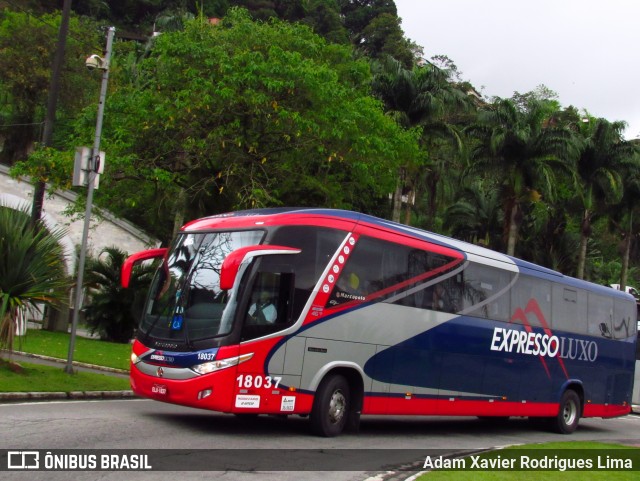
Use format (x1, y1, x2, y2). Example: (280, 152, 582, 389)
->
(65, 26, 115, 374)
(30, 0, 72, 227)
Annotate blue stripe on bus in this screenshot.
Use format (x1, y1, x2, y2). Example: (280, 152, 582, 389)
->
(363, 315, 635, 405)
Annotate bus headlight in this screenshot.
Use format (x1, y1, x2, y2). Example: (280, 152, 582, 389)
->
(131, 352, 141, 365)
(192, 353, 254, 375)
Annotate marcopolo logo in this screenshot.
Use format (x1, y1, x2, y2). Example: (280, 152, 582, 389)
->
(490, 327, 598, 362)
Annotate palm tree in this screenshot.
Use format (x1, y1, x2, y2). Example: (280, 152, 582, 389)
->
(605, 153, 640, 288)
(467, 98, 578, 257)
(371, 56, 470, 225)
(519, 203, 580, 273)
(84, 247, 153, 343)
(443, 179, 503, 249)
(0, 204, 69, 355)
(574, 118, 637, 279)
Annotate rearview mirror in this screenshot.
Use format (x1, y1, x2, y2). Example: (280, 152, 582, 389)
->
(219, 245, 301, 290)
(121, 248, 167, 288)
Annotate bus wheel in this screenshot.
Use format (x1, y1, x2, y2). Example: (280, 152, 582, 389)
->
(310, 374, 350, 437)
(552, 390, 581, 434)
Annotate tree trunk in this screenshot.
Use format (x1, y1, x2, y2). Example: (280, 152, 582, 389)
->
(403, 190, 412, 226)
(576, 209, 590, 280)
(426, 171, 440, 231)
(0, 295, 13, 352)
(391, 168, 404, 223)
(506, 203, 519, 257)
(172, 187, 187, 238)
(30, 181, 46, 227)
(31, 0, 72, 227)
(620, 213, 633, 289)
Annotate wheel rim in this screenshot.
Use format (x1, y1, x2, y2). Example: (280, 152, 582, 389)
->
(328, 389, 346, 425)
(563, 399, 577, 426)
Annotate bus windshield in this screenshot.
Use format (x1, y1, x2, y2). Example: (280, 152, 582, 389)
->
(140, 230, 263, 345)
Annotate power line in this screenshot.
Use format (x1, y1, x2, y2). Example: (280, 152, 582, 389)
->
(0, 122, 45, 128)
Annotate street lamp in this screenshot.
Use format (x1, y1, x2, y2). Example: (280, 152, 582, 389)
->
(65, 26, 115, 374)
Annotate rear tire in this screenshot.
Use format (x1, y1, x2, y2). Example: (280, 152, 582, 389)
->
(310, 374, 350, 437)
(551, 390, 581, 434)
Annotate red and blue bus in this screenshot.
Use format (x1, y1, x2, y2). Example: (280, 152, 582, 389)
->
(121, 208, 637, 436)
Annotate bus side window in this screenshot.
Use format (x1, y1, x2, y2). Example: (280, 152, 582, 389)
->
(588, 293, 613, 338)
(462, 263, 511, 321)
(551, 285, 587, 334)
(613, 299, 635, 340)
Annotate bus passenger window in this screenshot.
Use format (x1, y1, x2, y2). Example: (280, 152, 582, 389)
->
(336, 269, 367, 297)
(461, 263, 511, 321)
(612, 300, 635, 339)
(588, 294, 613, 338)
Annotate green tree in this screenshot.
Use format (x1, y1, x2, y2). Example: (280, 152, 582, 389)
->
(518, 203, 579, 273)
(0, 204, 70, 354)
(444, 180, 502, 248)
(605, 151, 640, 288)
(371, 56, 470, 225)
(468, 98, 578, 257)
(302, 0, 349, 44)
(0, 10, 99, 164)
(574, 118, 637, 279)
(92, 9, 417, 241)
(359, 12, 413, 67)
(338, 0, 396, 40)
(84, 247, 153, 343)
(338, 0, 413, 66)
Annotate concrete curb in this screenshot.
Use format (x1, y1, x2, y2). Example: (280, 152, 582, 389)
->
(0, 391, 135, 401)
(2, 349, 129, 375)
(1, 350, 133, 402)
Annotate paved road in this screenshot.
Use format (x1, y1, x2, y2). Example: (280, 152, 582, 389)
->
(1, 398, 639, 481)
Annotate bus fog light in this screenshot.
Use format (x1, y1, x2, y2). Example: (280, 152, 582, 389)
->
(198, 389, 213, 400)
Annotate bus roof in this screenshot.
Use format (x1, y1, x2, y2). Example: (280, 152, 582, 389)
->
(182, 208, 633, 301)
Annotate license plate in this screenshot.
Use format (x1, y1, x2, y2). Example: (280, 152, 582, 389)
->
(152, 384, 168, 396)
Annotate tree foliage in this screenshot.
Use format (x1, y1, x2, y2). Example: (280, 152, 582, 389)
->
(371, 56, 472, 225)
(0, 9, 100, 163)
(468, 98, 580, 256)
(0, 204, 70, 353)
(84, 247, 153, 343)
(96, 9, 417, 241)
(5, 2, 640, 290)
(574, 118, 637, 278)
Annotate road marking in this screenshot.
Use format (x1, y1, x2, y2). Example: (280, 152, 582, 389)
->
(0, 398, 145, 407)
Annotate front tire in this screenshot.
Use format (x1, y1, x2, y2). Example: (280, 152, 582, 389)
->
(551, 390, 581, 434)
(310, 374, 350, 437)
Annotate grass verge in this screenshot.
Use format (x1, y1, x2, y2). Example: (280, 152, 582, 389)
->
(0, 359, 130, 392)
(418, 441, 639, 480)
(13, 328, 131, 371)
